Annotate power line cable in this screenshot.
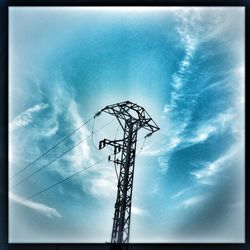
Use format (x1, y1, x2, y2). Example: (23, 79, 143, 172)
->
(113, 125, 120, 180)
(10, 118, 115, 190)
(10, 116, 94, 180)
(114, 161, 119, 181)
(91, 117, 99, 150)
(10, 157, 106, 209)
(135, 136, 147, 156)
(114, 125, 119, 140)
(92, 117, 119, 179)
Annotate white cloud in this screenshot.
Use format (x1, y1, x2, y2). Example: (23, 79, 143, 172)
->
(140, 135, 182, 157)
(87, 164, 117, 199)
(31, 81, 117, 201)
(9, 192, 62, 218)
(163, 105, 172, 114)
(175, 7, 242, 47)
(187, 109, 236, 145)
(142, 108, 235, 159)
(179, 195, 204, 209)
(171, 187, 190, 199)
(191, 144, 241, 185)
(10, 103, 48, 130)
(160, 8, 244, 164)
(131, 205, 148, 216)
(147, 183, 159, 195)
(65, 100, 92, 167)
(158, 157, 169, 174)
(170, 8, 199, 92)
(58, 98, 118, 201)
(42, 123, 59, 137)
(189, 125, 217, 144)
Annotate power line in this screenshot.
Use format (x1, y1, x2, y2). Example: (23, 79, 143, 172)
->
(114, 125, 119, 140)
(108, 135, 147, 181)
(10, 134, 92, 190)
(113, 125, 120, 180)
(91, 117, 99, 150)
(10, 118, 115, 190)
(10, 157, 107, 209)
(114, 161, 119, 181)
(112, 136, 147, 181)
(10, 116, 94, 180)
(135, 136, 147, 156)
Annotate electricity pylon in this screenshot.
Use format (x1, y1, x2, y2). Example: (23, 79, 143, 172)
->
(97, 101, 159, 244)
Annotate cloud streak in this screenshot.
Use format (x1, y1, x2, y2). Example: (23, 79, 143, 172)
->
(41, 81, 116, 201)
(131, 205, 148, 216)
(190, 144, 241, 185)
(9, 192, 62, 218)
(10, 103, 48, 130)
(179, 195, 204, 209)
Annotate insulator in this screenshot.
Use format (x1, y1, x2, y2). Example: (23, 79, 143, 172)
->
(94, 110, 102, 118)
(114, 145, 121, 154)
(99, 140, 106, 150)
(145, 132, 153, 138)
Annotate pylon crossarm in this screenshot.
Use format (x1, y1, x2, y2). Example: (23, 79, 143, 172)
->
(99, 139, 123, 155)
(100, 101, 160, 135)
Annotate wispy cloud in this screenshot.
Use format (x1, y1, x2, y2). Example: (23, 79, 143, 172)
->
(171, 9, 198, 91)
(141, 107, 236, 158)
(179, 195, 204, 209)
(188, 125, 216, 144)
(191, 144, 241, 185)
(65, 99, 92, 168)
(42, 123, 59, 137)
(43, 82, 116, 201)
(155, 10, 202, 166)
(10, 103, 48, 130)
(57, 96, 117, 200)
(187, 109, 235, 144)
(9, 192, 62, 218)
(86, 163, 117, 199)
(158, 157, 169, 174)
(131, 205, 148, 216)
(159, 8, 244, 165)
(171, 187, 191, 199)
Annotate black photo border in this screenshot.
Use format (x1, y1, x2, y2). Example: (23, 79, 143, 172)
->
(0, 0, 248, 250)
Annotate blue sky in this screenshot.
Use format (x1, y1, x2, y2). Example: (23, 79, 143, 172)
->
(9, 7, 245, 243)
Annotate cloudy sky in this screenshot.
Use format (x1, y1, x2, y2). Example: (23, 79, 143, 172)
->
(9, 7, 245, 243)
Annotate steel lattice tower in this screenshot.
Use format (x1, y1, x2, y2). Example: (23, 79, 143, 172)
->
(97, 101, 159, 244)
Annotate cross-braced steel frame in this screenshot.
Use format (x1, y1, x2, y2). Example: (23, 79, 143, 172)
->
(98, 101, 159, 245)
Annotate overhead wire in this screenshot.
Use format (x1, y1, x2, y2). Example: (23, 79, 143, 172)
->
(107, 125, 147, 180)
(10, 116, 94, 180)
(91, 115, 120, 153)
(10, 157, 107, 210)
(114, 125, 120, 139)
(91, 117, 99, 150)
(10, 118, 116, 190)
(113, 125, 120, 181)
(135, 136, 147, 156)
(92, 114, 120, 180)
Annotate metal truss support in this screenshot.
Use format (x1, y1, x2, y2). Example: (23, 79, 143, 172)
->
(97, 101, 159, 245)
